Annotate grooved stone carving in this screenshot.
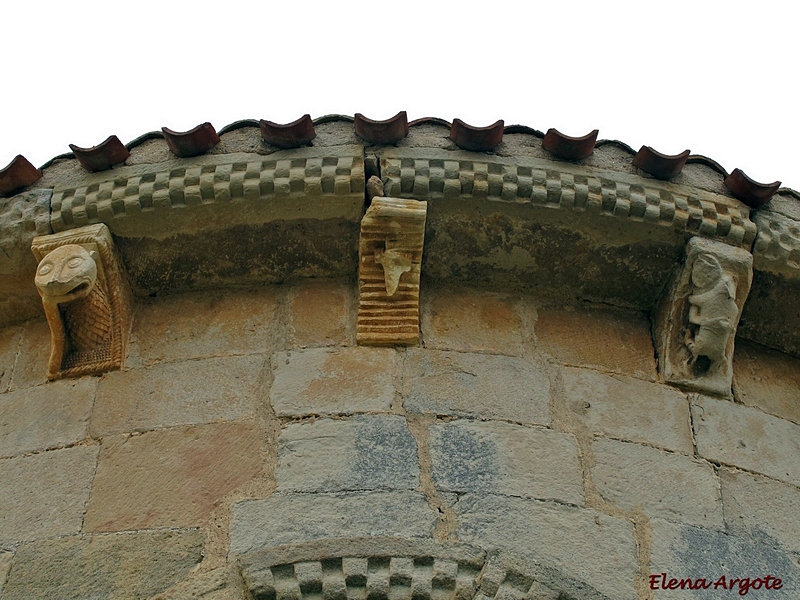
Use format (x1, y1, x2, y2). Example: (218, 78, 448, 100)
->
(654, 237, 753, 396)
(357, 197, 427, 346)
(381, 149, 756, 248)
(31, 224, 131, 379)
(752, 210, 800, 278)
(237, 538, 607, 600)
(50, 147, 365, 236)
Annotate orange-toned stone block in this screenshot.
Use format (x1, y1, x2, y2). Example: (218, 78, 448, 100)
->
(421, 289, 523, 355)
(84, 421, 262, 531)
(733, 339, 800, 424)
(126, 287, 279, 367)
(288, 279, 354, 348)
(536, 305, 656, 380)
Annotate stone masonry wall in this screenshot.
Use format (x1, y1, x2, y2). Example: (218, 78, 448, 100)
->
(1, 281, 799, 599)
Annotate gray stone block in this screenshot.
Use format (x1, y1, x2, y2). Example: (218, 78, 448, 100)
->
(230, 492, 438, 556)
(720, 468, 800, 555)
(403, 350, 550, 425)
(0, 378, 96, 458)
(453, 493, 638, 600)
(563, 367, 694, 454)
(649, 518, 800, 599)
(270, 348, 397, 417)
(429, 420, 583, 505)
(591, 437, 723, 528)
(692, 395, 800, 487)
(0, 445, 98, 546)
(277, 415, 419, 492)
(1, 530, 203, 600)
(91, 354, 264, 436)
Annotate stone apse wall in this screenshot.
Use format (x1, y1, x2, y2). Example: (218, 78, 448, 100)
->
(1, 117, 799, 599)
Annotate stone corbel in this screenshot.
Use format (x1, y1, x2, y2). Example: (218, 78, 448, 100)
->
(357, 197, 427, 346)
(653, 236, 753, 396)
(31, 223, 131, 379)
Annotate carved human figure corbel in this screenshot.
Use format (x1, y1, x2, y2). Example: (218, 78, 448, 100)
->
(32, 223, 131, 379)
(357, 197, 427, 346)
(654, 237, 753, 396)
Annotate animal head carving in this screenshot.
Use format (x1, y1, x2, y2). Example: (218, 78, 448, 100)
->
(35, 244, 99, 302)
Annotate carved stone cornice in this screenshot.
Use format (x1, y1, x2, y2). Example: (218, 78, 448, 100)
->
(50, 146, 366, 237)
(381, 148, 756, 249)
(751, 210, 800, 279)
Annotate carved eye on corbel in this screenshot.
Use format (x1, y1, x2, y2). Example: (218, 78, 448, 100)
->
(31, 224, 131, 380)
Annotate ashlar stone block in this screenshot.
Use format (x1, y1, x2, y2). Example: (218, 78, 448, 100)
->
(733, 339, 800, 425)
(453, 494, 638, 600)
(0, 445, 99, 545)
(720, 468, 800, 555)
(403, 349, 550, 424)
(591, 437, 723, 528)
(649, 518, 800, 599)
(429, 420, 583, 505)
(270, 347, 397, 417)
(1, 530, 203, 600)
(230, 491, 438, 556)
(84, 421, 262, 531)
(692, 395, 800, 487)
(0, 377, 96, 458)
(277, 415, 420, 492)
(562, 367, 694, 454)
(654, 237, 753, 397)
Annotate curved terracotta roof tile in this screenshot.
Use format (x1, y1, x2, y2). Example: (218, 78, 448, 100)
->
(542, 128, 598, 160)
(126, 131, 165, 150)
(260, 115, 316, 149)
(685, 155, 728, 177)
(724, 168, 782, 207)
(632, 146, 690, 180)
(594, 139, 637, 155)
(69, 135, 130, 172)
(218, 119, 260, 135)
(0, 155, 42, 197)
(354, 111, 409, 145)
(162, 123, 220, 157)
(313, 114, 355, 125)
(449, 118, 504, 152)
(408, 117, 452, 128)
(503, 124, 544, 137)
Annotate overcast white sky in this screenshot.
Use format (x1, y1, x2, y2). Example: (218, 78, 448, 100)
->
(3, 1, 797, 190)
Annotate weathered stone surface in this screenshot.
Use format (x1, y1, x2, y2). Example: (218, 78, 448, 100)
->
(429, 420, 583, 505)
(288, 279, 354, 347)
(562, 367, 694, 454)
(277, 415, 419, 492)
(230, 492, 438, 556)
(654, 237, 753, 397)
(403, 349, 550, 424)
(649, 518, 800, 599)
(84, 421, 262, 531)
(591, 437, 723, 528)
(1, 530, 204, 600)
(357, 197, 427, 346)
(733, 339, 800, 424)
(536, 305, 656, 380)
(0, 550, 12, 591)
(91, 355, 265, 437)
(0, 378, 96, 458)
(453, 494, 638, 600)
(148, 566, 246, 600)
(270, 347, 397, 417)
(421, 289, 523, 355)
(0, 445, 98, 545)
(126, 287, 279, 367)
(720, 468, 800, 555)
(692, 395, 800, 487)
(0, 324, 22, 393)
(752, 209, 800, 278)
(6, 318, 50, 389)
